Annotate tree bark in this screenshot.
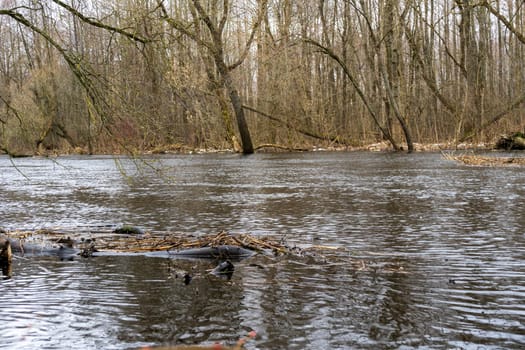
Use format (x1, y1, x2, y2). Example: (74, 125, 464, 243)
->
(221, 68, 254, 154)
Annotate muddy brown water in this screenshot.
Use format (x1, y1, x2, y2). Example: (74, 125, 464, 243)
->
(0, 152, 524, 349)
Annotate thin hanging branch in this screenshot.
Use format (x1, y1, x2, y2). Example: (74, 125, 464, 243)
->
(50, 0, 148, 44)
(1, 9, 113, 137)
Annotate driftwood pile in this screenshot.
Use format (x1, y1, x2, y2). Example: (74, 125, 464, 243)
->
(3, 229, 291, 255)
(2, 228, 410, 282)
(98, 230, 290, 254)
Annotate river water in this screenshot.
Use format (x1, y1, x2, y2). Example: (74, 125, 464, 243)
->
(0, 152, 524, 349)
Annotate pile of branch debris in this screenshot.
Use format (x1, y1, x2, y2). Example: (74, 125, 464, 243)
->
(2, 228, 292, 256)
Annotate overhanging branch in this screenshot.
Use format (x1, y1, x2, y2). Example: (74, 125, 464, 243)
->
(50, 0, 148, 44)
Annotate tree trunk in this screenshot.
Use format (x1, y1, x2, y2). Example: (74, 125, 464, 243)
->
(215, 57, 254, 154)
(224, 72, 254, 154)
(383, 0, 414, 152)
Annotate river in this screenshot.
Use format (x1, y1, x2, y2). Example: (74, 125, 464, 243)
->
(0, 152, 524, 349)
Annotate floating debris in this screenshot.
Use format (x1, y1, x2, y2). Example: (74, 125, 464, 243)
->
(2, 229, 294, 256)
(210, 260, 235, 280)
(2, 228, 410, 281)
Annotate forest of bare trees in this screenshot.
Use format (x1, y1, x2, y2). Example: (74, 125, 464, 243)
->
(1, 0, 524, 154)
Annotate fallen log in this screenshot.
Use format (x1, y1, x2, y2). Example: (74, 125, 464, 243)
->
(170, 245, 254, 260)
(8, 239, 80, 260)
(1, 230, 289, 259)
(254, 143, 310, 152)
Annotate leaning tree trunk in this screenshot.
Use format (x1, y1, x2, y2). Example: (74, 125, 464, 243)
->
(226, 78, 254, 154)
(217, 60, 254, 154)
(383, 0, 414, 152)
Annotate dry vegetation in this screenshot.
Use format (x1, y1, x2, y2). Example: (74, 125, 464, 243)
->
(1, 1, 525, 155)
(443, 153, 525, 166)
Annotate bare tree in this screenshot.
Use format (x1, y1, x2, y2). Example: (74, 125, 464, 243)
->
(2, 0, 525, 154)
(156, 0, 268, 154)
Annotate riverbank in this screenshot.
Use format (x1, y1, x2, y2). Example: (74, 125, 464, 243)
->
(129, 140, 496, 154)
(0, 140, 497, 157)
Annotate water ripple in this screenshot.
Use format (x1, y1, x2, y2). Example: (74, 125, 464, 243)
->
(1, 153, 524, 349)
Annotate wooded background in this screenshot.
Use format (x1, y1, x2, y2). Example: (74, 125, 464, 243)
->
(1, 0, 524, 154)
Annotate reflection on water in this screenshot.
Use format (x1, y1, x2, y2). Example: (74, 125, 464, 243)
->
(0, 152, 524, 349)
